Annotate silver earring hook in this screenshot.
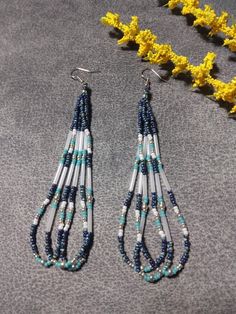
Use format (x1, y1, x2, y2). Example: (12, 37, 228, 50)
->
(71, 67, 100, 85)
(141, 68, 168, 86)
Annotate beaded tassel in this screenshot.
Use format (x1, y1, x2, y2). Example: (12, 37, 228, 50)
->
(30, 83, 93, 271)
(118, 83, 190, 283)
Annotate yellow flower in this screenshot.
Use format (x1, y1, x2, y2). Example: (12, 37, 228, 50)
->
(171, 54, 190, 75)
(193, 5, 216, 28)
(135, 30, 157, 57)
(207, 77, 236, 109)
(209, 11, 229, 36)
(100, 12, 121, 28)
(224, 38, 236, 52)
(224, 24, 236, 39)
(146, 43, 172, 64)
(101, 11, 236, 113)
(189, 52, 216, 87)
(166, 0, 182, 10)
(181, 0, 200, 15)
(118, 16, 139, 44)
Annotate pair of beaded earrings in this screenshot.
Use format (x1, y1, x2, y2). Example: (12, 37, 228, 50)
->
(30, 67, 190, 283)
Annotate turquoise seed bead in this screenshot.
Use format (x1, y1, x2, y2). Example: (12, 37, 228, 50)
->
(144, 265, 152, 273)
(154, 272, 161, 281)
(37, 207, 44, 215)
(51, 202, 58, 209)
(35, 257, 42, 263)
(66, 212, 73, 220)
(141, 211, 147, 218)
(143, 196, 148, 204)
(159, 210, 166, 218)
(144, 274, 151, 282)
(65, 261, 72, 269)
(119, 216, 126, 225)
(172, 266, 178, 275)
(86, 188, 93, 195)
(154, 219, 161, 228)
(55, 261, 61, 268)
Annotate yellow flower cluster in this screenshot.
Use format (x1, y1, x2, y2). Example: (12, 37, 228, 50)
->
(166, 0, 236, 52)
(100, 12, 236, 113)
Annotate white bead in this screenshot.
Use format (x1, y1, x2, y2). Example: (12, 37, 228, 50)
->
(138, 134, 142, 141)
(85, 129, 90, 136)
(68, 202, 74, 209)
(159, 230, 166, 239)
(87, 148, 92, 154)
(182, 228, 189, 236)
(33, 218, 38, 225)
(152, 208, 158, 216)
(137, 233, 142, 242)
(139, 154, 144, 161)
(148, 134, 152, 140)
(151, 152, 156, 159)
(80, 201, 86, 209)
(122, 207, 127, 214)
(83, 221, 88, 229)
(173, 206, 180, 214)
(118, 229, 123, 237)
(59, 201, 67, 209)
(72, 128, 77, 136)
(122, 205, 127, 211)
(135, 210, 140, 219)
(64, 224, 70, 231)
(43, 198, 50, 205)
(58, 223, 64, 230)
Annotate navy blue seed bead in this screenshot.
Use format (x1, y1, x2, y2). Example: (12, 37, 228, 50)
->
(151, 192, 157, 207)
(60, 231, 69, 259)
(80, 185, 86, 200)
(136, 193, 142, 211)
(168, 190, 177, 206)
(86, 153, 92, 168)
(152, 159, 158, 173)
(69, 186, 77, 202)
(55, 229, 63, 258)
(124, 191, 133, 207)
(65, 153, 72, 168)
(140, 161, 147, 175)
(45, 232, 53, 258)
(61, 185, 70, 202)
(47, 184, 57, 200)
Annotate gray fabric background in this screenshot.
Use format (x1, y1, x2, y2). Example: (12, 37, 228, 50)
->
(0, 0, 236, 313)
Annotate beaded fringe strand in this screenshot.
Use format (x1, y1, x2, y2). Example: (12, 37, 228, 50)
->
(30, 84, 93, 271)
(118, 84, 190, 283)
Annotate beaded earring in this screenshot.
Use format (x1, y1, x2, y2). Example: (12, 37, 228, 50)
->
(118, 68, 191, 283)
(30, 67, 97, 271)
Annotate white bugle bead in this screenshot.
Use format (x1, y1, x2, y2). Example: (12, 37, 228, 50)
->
(173, 206, 180, 214)
(68, 202, 74, 210)
(43, 198, 50, 206)
(137, 233, 142, 242)
(33, 218, 39, 225)
(83, 221, 88, 229)
(122, 206, 127, 214)
(58, 223, 64, 230)
(118, 229, 124, 237)
(159, 230, 166, 239)
(152, 208, 158, 216)
(182, 228, 189, 236)
(135, 210, 140, 219)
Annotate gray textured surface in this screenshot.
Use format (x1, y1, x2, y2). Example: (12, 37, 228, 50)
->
(0, 0, 236, 313)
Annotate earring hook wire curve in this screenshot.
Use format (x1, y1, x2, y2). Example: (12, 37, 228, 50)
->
(71, 67, 100, 84)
